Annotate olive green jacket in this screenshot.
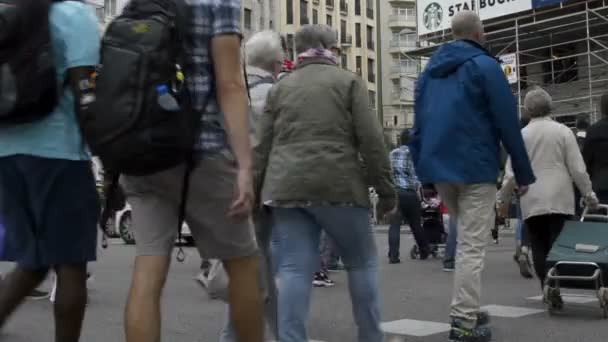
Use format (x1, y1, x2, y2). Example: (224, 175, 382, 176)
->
(254, 59, 396, 209)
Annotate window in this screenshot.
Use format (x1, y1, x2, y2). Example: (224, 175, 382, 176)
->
(286, 34, 295, 60)
(355, 23, 361, 47)
(341, 54, 348, 69)
(340, 20, 347, 42)
(369, 90, 376, 109)
(366, 0, 374, 19)
(300, 0, 309, 25)
(366, 25, 374, 51)
(104, 0, 117, 17)
(393, 116, 398, 126)
(326, 14, 333, 27)
(367, 58, 375, 83)
(286, 0, 294, 24)
(312, 8, 318, 24)
(356, 56, 362, 76)
(355, 0, 361, 15)
(243, 8, 252, 30)
(393, 7, 415, 18)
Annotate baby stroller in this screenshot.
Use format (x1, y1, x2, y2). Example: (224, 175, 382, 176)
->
(410, 188, 447, 259)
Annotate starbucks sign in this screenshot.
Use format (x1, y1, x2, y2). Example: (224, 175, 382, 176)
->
(416, 0, 533, 36)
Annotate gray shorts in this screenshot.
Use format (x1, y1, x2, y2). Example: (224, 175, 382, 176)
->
(121, 152, 258, 259)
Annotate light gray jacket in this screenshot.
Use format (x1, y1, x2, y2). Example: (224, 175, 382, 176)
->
(500, 117, 593, 220)
(246, 66, 275, 147)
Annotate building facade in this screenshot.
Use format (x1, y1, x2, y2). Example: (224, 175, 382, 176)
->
(272, 0, 379, 117)
(379, 0, 418, 145)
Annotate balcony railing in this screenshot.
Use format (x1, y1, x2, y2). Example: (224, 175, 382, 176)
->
(326, 0, 335, 9)
(388, 14, 416, 26)
(389, 39, 417, 50)
(340, 1, 348, 14)
(391, 65, 417, 75)
(341, 34, 353, 47)
(391, 90, 414, 102)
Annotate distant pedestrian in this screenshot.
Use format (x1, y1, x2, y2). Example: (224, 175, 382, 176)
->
(411, 11, 535, 342)
(388, 129, 428, 263)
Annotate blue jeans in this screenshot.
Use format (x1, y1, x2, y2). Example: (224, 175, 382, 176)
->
(272, 206, 382, 342)
(444, 216, 458, 262)
(219, 211, 278, 342)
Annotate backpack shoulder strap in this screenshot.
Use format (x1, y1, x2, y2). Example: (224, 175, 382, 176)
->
(248, 75, 275, 89)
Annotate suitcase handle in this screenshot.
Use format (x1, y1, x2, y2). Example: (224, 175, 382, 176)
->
(580, 204, 608, 222)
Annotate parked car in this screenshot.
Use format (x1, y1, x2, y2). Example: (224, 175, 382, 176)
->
(106, 203, 194, 246)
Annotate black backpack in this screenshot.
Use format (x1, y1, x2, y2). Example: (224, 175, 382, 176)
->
(81, 0, 199, 177)
(0, 0, 58, 125)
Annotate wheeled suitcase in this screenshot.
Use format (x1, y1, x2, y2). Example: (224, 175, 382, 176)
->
(545, 204, 608, 317)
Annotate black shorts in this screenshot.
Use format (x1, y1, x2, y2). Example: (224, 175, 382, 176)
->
(0, 155, 99, 270)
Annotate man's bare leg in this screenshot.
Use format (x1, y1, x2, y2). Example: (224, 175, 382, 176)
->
(223, 255, 264, 342)
(0, 266, 48, 328)
(54, 264, 88, 342)
(125, 256, 170, 342)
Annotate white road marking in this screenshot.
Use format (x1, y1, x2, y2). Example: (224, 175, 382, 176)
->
(381, 319, 451, 337)
(481, 305, 544, 318)
(527, 294, 598, 304)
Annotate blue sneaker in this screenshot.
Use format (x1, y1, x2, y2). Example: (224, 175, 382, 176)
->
(448, 320, 492, 342)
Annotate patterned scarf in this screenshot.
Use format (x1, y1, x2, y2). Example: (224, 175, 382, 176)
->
(296, 48, 338, 65)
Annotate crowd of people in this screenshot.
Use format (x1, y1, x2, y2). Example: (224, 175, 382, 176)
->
(1, 2, 608, 342)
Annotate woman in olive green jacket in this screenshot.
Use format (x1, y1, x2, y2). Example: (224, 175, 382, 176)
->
(254, 25, 396, 342)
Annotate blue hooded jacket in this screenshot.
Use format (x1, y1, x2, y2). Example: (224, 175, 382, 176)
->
(410, 40, 535, 186)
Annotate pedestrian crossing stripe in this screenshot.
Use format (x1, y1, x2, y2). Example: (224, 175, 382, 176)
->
(480, 305, 544, 318)
(527, 294, 598, 304)
(381, 319, 451, 337)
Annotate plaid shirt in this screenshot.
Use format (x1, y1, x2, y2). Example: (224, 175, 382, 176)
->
(183, 0, 242, 151)
(390, 146, 421, 191)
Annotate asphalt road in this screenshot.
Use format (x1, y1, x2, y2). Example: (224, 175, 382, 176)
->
(1, 232, 607, 342)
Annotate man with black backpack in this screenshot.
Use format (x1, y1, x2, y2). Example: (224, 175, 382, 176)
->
(0, 0, 100, 341)
(87, 1, 263, 341)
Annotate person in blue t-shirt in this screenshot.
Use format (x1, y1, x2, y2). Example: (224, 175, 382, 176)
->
(0, 2, 100, 341)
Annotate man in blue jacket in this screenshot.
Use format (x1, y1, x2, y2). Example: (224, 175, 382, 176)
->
(410, 11, 535, 342)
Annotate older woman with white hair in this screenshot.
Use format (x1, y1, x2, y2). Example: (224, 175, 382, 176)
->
(499, 87, 598, 302)
(255, 24, 396, 342)
(244, 30, 285, 143)
(214, 30, 284, 342)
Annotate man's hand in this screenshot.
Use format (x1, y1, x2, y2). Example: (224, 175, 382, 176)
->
(496, 200, 509, 219)
(516, 185, 529, 196)
(228, 168, 254, 220)
(383, 206, 398, 221)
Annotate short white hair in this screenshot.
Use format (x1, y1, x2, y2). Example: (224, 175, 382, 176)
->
(451, 11, 483, 40)
(245, 31, 285, 71)
(524, 87, 553, 117)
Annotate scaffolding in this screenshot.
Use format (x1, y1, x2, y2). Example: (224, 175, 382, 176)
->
(404, 0, 608, 126)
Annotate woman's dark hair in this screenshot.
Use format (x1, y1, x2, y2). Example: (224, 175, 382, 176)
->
(576, 117, 590, 130)
(400, 129, 410, 146)
(601, 93, 608, 118)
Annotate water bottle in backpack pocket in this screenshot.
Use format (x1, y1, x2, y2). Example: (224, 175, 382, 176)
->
(156, 85, 181, 112)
